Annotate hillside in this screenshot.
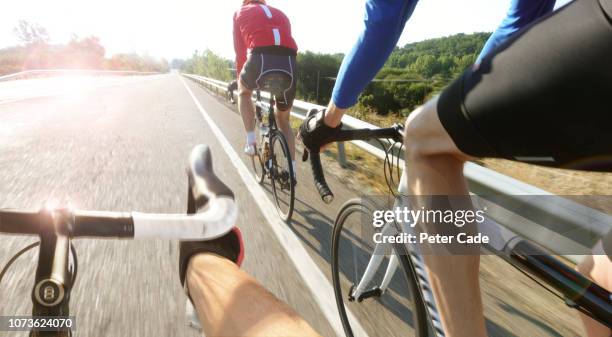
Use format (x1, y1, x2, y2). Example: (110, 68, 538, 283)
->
(182, 32, 490, 117)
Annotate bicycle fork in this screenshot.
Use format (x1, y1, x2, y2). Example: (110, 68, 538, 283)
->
(350, 169, 447, 337)
(350, 222, 400, 302)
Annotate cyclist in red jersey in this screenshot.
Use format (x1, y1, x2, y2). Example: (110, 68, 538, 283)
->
(234, 0, 299, 176)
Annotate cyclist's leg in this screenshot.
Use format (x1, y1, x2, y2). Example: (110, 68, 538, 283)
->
(409, 0, 612, 336)
(403, 98, 487, 337)
(274, 60, 297, 174)
(438, 0, 612, 169)
(238, 79, 255, 134)
(238, 81, 257, 154)
(186, 253, 321, 337)
(239, 55, 262, 153)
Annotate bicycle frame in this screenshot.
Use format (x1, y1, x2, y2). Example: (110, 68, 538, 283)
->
(255, 90, 278, 133)
(304, 124, 612, 334)
(348, 169, 612, 335)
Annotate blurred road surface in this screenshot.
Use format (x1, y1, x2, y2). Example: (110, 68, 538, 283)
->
(0, 74, 586, 337)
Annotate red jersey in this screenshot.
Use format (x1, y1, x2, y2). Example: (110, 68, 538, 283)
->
(233, 2, 298, 77)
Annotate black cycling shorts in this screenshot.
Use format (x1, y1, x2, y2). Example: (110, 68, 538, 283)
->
(240, 46, 297, 111)
(438, 0, 612, 171)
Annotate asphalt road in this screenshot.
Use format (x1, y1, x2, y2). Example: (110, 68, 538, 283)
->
(0, 74, 587, 337)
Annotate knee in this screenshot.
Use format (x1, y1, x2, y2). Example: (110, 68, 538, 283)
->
(403, 104, 437, 160)
(403, 98, 469, 163)
(238, 87, 252, 98)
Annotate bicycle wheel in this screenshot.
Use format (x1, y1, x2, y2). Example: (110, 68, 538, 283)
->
(331, 199, 429, 337)
(249, 109, 265, 184)
(269, 130, 295, 222)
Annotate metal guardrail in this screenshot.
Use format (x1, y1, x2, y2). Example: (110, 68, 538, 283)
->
(183, 73, 611, 263)
(0, 69, 159, 82)
(182, 73, 376, 165)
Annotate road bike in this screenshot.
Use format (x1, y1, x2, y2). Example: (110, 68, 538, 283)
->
(226, 89, 235, 104)
(0, 145, 237, 337)
(302, 114, 612, 337)
(226, 80, 237, 104)
(248, 74, 295, 222)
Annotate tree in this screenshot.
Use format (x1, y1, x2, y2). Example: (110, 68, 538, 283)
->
(66, 36, 106, 68)
(453, 54, 477, 74)
(13, 20, 49, 45)
(181, 50, 232, 81)
(179, 32, 490, 118)
(296, 51, 342, 104)
(410, 55, 439, 78)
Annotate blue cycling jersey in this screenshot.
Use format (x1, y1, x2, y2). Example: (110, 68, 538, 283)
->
(331, 0, 556, 109)
(477, 0, 555, 63)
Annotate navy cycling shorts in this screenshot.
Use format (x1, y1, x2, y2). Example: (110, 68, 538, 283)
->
(438, 0, 612, 171)
(240, 47, 297, 111)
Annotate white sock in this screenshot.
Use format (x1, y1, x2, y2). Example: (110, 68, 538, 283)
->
(292, 160, 297, 176)
(246, 131, 256, 145)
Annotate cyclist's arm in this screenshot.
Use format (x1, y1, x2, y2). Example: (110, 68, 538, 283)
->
(476, 0, 555, 63)
(233, 13, 247, 79)
(186, 253, 322, 337)
(331, 0, 419, 110)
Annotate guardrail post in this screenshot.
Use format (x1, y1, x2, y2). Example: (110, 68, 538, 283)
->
(336, 142, 347, 167)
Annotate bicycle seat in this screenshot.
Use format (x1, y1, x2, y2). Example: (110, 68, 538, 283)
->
(257, 72, 292, 98)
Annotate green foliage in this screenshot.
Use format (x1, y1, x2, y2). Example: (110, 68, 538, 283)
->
(180, 32, 489, 118)
(295, 51, 343, 104)
(106, 53, 169, 72)
(181, 49, 233, 82)
(181, 50, 343, 104)
(359, 32, 489, 115)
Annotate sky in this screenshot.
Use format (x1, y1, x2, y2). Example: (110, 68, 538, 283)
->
(1, 0, 572, 61)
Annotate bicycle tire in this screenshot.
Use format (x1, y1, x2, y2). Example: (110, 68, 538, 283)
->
(269, 130, 295, 222)
(331, 198, 429, 337)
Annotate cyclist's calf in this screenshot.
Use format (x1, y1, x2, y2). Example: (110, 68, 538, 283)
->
(238, 86, 252, 99)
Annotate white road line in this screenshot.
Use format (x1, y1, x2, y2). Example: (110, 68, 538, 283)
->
(181, 77, 369, 337)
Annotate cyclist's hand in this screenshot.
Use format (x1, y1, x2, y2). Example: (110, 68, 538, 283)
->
(297, 109, 342, 155)
(180, 170, 244, 288)
(179, 227, 245, 287)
